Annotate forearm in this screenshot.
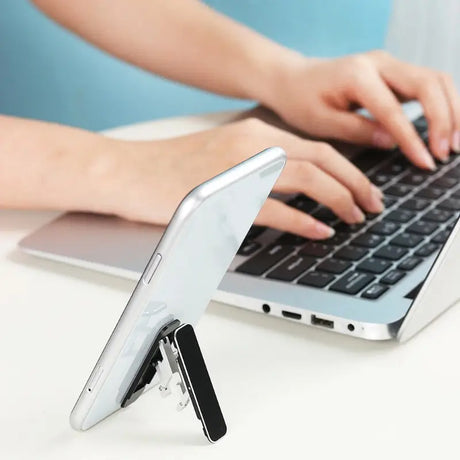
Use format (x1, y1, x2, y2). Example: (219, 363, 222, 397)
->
(0, 115, 127, 213)
(31, 0, 302, 105)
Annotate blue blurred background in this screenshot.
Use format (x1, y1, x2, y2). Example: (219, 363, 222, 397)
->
(0, 0, 392, 131)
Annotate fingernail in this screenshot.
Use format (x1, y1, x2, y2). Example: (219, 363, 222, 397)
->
(371, 184, 384, 199)
(351, 205, 366, 223)
(439, 156, 450, 164)
(439, 138, 450, 159)
(369, 186, 385, 213)
(419, 147, 436, 171)
(314, 221, 335, 239)
(452, 131, 460, 153)
(373, 129, 397, 149)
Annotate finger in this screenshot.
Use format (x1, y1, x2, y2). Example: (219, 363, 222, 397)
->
(309, 142, 384, 214)
(318, 110, 396, 150)
(255, 198, 335, 239)
(261, 131, 384, 214)
(350, 69, 436, 170)
(439, 72, 460, 153)
(408, 72, 452, 161)
(275, 160, 366, 224)
(379, 62, 454, 160)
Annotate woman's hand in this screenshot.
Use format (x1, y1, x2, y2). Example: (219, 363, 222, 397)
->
(262, 50, 460, 169)
(111, 118, 384, 239)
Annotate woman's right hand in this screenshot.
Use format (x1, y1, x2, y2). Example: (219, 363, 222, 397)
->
(109, 118, 384, 239)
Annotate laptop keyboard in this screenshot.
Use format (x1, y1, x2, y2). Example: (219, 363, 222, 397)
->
(235, 116, 460, 300)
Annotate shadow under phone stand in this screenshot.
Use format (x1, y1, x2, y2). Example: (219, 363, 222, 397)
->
(121, 319, 227, 443)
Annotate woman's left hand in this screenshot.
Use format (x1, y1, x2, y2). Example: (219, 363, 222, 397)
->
(263, 50, 460, 170)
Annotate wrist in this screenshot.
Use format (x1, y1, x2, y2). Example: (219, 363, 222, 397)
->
(73, 137, 138, 216)
(95, 138, 166, 222)
(249, 49, 314, 110)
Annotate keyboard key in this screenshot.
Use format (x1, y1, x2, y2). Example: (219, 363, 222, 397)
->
(446, 220, 458, 231)
(352, 233, 385, 248)
(446, 165, 460, 178)
(379, 152, 410, 176)
(276, 233, 307, 246)
(378, 159, 407, 176)
(420, 125, 429, 142)
(266, 255, 316, 281)
(356, 257, 392, 274)
(334, 246, 368, 261)
(423, 209, 452, 223)
(398, 256, 423, 271)
(452, 190, 460, 199)
(298, 271, 335, 288)
(415, 187, 444, 200)
(368, 221, 399, 236)
(383, 196, 398, 208)
(413, 116, 428, 133)
(432, 230, 451, 244)
(334, 222, 366, 234)
(381, 269, 406, 285)
(400, 198, 429, 211)
(316, 259, 351, 274)
(236, 244, 293, 276)
(244, 225, 265, 242)
(312, 207, 337, 225)
(399, 172, 427, 186)
(237, 240, 262, 256)
(389, 154, 410, 166)
(431, 177, 458, 189)
(361, 284, 389, 299)
(353, 148, 390, 173)
(330, 271, 375, 295)
(390, 233, 424, 248)
(369, 172, 393, 186)
(407, 167, 436, 178)
(385, 184, 414, 197)
(288, 195, 317, 214)
(299, 242, 333, 258)
(364, 211, 381, 222)
(415, 243, 440, 257)
(439, 198, 460, 211)
(374, 245, 408, 261)
(321, 232, 349, 246)
(386, 209, 416, 223)
(407, 220, 438, 235)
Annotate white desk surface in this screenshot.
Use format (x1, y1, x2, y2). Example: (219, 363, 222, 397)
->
(2, 111, 460, 460)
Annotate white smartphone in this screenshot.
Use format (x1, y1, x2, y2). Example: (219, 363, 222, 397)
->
(70, 147, 286, 432)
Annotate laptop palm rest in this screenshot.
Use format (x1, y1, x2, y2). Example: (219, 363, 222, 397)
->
(19, 212, 163, 279)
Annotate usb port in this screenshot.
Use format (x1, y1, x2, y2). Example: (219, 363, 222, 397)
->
(311, 315, 334, 329)
(282, 310, 301, 320)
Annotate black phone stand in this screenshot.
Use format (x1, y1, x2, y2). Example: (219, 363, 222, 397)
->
(121, 319, 227, 443)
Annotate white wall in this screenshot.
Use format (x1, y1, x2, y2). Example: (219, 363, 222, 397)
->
(386, 0, 460, 87)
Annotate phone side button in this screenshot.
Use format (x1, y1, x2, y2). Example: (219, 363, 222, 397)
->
(142, 253, 162, 285)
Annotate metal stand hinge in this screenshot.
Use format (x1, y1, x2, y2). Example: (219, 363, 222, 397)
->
(155, 338, 189, 411)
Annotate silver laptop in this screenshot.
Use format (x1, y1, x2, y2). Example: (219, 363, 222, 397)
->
(18, 112, 460, 342)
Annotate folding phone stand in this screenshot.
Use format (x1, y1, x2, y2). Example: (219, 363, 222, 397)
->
(121, 319, 227, 443)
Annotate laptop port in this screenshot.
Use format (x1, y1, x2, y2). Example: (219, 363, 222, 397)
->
(282, 310, 301, 320)
(262, 304, 271, 313)
(311, 315, 334, 329)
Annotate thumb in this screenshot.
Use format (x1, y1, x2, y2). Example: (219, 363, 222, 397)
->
(325, 111, 396, 149)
